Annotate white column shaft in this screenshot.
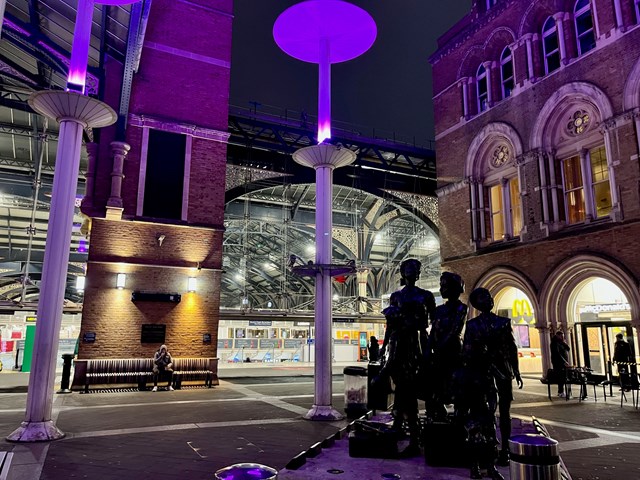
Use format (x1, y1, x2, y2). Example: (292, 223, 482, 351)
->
(314, 164, 334, 407)
(25, 119, 84, 423)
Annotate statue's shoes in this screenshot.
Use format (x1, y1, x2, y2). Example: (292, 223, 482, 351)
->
(487, 466, 505, 480)
(496, 450, 510, 466)
(469, 465, 482, 479)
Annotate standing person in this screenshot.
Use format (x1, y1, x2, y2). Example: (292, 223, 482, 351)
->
(368, 336, 380, 362)
(551, 331, 571, 398)
(379, 258, 436, 457)
(428, 271, 468, 420)
(613, 333, 633, 385)
(152, 344, 174, 392)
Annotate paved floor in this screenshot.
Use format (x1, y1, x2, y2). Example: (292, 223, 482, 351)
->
(0, 365, 639, 479)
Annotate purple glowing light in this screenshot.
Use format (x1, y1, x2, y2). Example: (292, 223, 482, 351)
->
(67, 0, 139, 93)
(274, 0, 376, 144)
(273, 0, 377, 64)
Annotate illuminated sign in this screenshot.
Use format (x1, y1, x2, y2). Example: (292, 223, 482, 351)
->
(579, 303, 630, 314)
(512, 299, 533, 318)
(25, 316, 37, 323)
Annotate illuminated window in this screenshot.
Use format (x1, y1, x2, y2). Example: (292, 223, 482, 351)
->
(561, 146, 611, 224)
(477, 64, 489, 112)
(574, 0, 595, 55)
(542, 17, 561, 74)
(486, 0, 498, 10)
(509, 177, 523, 234)
(488, 178, 522, 241)
(590, 146, 612, 218)
(500, 47, 514, 99)
(490, 185, 505, 241)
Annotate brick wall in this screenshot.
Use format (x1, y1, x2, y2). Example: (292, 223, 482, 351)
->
(80, 219, 222, 358)
(79, 0, 232, 359)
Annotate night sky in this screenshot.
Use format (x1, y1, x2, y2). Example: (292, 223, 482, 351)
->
(230, 1, 471, 146)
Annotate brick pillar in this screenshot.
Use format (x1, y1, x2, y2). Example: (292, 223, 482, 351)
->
(106, 141, 130, 220)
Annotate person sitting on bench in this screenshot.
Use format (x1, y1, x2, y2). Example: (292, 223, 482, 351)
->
(152, 344, 174, 392)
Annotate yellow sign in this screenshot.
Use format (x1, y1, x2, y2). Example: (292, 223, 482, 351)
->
(512, 299, 532, 318)
(25, 316, 37, 323)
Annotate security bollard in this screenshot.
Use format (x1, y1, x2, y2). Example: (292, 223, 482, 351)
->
(214, 463, 278, 480)
(57, 353, 75, 394)
(509, 434, 560, 480)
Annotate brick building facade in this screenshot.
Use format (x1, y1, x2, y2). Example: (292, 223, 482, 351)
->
(78, 0, 232, 361)
(431, 0, 640, 376)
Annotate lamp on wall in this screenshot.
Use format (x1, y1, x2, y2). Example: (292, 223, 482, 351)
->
(116, 273, 126, 289)
(76, 276, 85, 292)
(187, 277, 197, 292)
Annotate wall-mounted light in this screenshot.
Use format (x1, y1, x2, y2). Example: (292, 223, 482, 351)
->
(116, 273, 126, 289)
(187, 277, 197, 292)
(76, 276, 85, 292)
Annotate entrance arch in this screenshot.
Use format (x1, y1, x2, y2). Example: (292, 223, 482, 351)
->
(474, 266, 542, 372)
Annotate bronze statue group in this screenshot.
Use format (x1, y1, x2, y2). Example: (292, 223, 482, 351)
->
(376, 259, 522, 480)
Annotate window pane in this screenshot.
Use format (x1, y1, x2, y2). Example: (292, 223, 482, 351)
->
(143, 129, 186, 220)
(548, 53, 560, 72)
(590, 146, 609, 183)
(502, 61, 513, 79)
(544, 34, 558, 52)
(593, 182, 612, 218)
(566, 189, 586, 224)
(509, 178, 522, 235)
(576, 12, 593, 33)
(563, 155, 583, 190)
(490, 185, 504, 241)
(579, 31, 596, 54)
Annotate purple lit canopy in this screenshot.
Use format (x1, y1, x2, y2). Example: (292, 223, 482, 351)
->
(273, 0, 377, 143)
(273, 0, 377, 64)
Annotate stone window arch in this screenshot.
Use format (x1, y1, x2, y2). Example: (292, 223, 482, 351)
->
(466, 123, 524, 244)
(574, 0, 596, 56)
(531, 82, 617, 227)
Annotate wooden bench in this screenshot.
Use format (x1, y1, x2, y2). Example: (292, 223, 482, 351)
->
(72, 357, 219, 392)
(172, 358, 216, 389)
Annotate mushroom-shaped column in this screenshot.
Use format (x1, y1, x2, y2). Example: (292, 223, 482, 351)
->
(7, 0, 134, 442)
(274, 0, 376, 421)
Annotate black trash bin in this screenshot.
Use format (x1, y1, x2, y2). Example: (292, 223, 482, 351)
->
(343, 366, 368, 418)
(367, 361, 391, 411)
(214, 463, 277, 480)
(509, 434, 560, 480)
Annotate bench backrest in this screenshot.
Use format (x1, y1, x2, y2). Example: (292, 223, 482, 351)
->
(87, 358, 154, 374)
(173, 357, 212, 372)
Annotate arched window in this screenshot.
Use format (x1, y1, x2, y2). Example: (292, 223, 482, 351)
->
(574, 0, 595, 55)
(558, 109, 612, 224)
(542, 17, 561, 74)
(500, 47, 514, 99)
(477, 64, 489, 112)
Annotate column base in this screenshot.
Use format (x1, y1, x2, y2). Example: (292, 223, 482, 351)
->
(7, 420, 66, 442)
(105, 206, 124, 220)
(304, 405, 344, 421)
